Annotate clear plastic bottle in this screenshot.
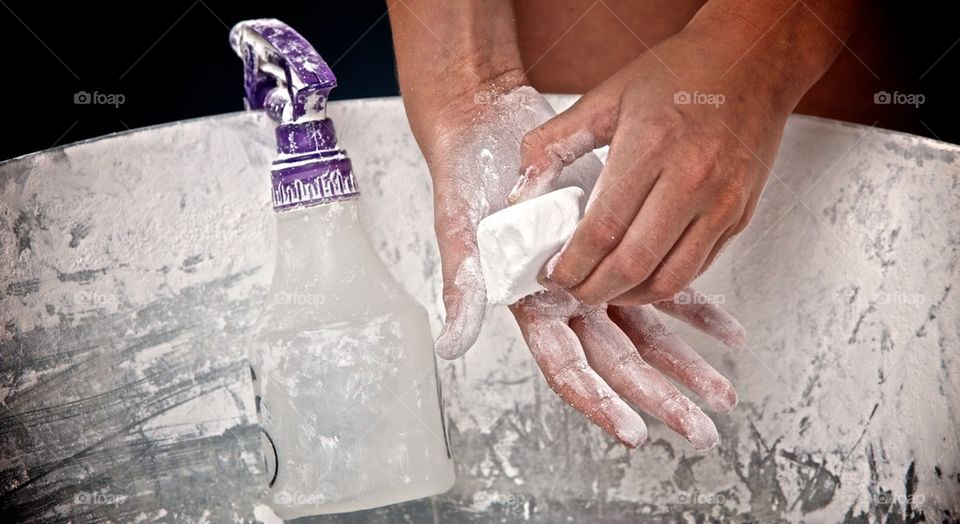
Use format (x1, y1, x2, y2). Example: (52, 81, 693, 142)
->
(231, 19, 455, 519)
(252, 198, 455, 518)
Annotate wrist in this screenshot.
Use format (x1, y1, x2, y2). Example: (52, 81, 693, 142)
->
(389, 0, 528, 128)
(398, 50, 528, 157)
(682, 0, 860, 114)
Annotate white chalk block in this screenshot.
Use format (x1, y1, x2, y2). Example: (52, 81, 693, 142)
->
(477, 186, 585, 304)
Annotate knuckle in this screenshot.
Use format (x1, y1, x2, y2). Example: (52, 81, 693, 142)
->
(702, 189, 747, 229)
(521, 127, 549, 155)
(585, 212, 626, 249)
(637, 123, 672, 150)
(611, 246, 657, 281)
(652, 107, 686, 131)
(647, 275, 687, 302)
(679, 165, 719, 194)
(730, 205, 756, 234)
(717, 181, 750, 212)
(654, 389, 688, 419)
(545, 358, 587, 390)
(729, 216, 749, 235)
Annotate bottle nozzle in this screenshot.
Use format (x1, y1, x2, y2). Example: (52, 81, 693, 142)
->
(231, 19, 358, 211)
(230, 19, 337, 123)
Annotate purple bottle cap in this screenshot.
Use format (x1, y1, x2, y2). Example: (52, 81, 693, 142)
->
(231, 19, 359, 211)
(276, 119, 338, 155)
(271, 155, 357, 211)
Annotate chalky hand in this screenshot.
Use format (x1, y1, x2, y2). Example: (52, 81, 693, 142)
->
(418, 85, 744, 449)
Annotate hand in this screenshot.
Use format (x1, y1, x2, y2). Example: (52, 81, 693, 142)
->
(510, 29, 791, 306)
(405, 77, 745, 449)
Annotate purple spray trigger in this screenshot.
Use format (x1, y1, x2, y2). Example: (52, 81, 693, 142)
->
(230, 19, 337, 121)
(232, 19, 359, 211)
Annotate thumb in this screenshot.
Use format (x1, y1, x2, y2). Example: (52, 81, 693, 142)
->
(508, 92, 617, 204)
(435, 254, 486, 359)
(432, 197, 487, 359)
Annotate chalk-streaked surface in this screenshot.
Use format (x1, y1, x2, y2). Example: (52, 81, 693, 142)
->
(1, 96, 957, 522)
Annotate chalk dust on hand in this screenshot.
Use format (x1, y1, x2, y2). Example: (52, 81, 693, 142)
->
(433, 86, 733, 450)
(430, 86, 603, 355)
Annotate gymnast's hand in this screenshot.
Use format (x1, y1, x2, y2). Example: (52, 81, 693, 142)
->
(401, 77, 743, 449)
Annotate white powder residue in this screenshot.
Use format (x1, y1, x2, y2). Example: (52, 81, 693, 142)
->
(477, 187, 584, 304)
(510, 127, 597, 203)
(252, 504, 283, 524)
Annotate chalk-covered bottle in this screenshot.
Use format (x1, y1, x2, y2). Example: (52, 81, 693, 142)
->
(231, 19, 455, 519)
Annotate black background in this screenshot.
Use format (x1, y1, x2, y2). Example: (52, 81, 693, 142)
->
(1, 1, 958, 161)
(0, 1, 399, 161)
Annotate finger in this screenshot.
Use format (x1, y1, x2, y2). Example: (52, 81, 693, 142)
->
(509, 91, 617, 204)
(435, 256, 486, 359)
(608, 305, 738, 413)
(650, 287, 746, 348)
(433, 199, 487, 359)
(565, 178, 695, 305)
(607, 216, 723, 305)
(570, 310, 720, 450)
(697, 209, 752, 278)
(537, 135, 664, 294)
(697, 193, 756, 277)
(697, 226, 736, 278)
(512, 304, 647, 448)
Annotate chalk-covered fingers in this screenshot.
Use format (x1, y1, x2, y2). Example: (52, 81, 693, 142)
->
(651, 287, 746, 348)
(536, 130, 670, 299)
(512, 297, 647, 448)
(570, 310, 720, 450)
(609, 304, 738, 415)
(432, 184, 488, 360)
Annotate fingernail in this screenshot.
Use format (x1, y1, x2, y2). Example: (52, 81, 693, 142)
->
(544, 252, 562, 280)
(619, 424, 647, 449)
(612, 405, 648, 448)
(706, 379, 739, 413)
(507, 174, 528, 203)
(726, 325, 747, 349)
(537, 253, 564, 292)
(688, 416, 720, 451)
(539, 275, 563, 294)
(711, 314, 747, 349)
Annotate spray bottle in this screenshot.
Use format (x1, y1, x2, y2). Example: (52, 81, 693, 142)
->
(230, 19, 455, 518)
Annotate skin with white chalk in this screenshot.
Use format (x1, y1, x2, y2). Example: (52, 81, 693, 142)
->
(397, 80, 744, 449)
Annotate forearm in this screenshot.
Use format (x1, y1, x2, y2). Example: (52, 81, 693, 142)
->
(683, 0, 863, 112)
(387, 0, 527, 142)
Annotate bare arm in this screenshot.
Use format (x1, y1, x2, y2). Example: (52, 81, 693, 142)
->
(389, 0, 527, 152)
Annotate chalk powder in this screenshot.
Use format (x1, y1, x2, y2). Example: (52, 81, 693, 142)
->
(477, 186, 584, 304)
